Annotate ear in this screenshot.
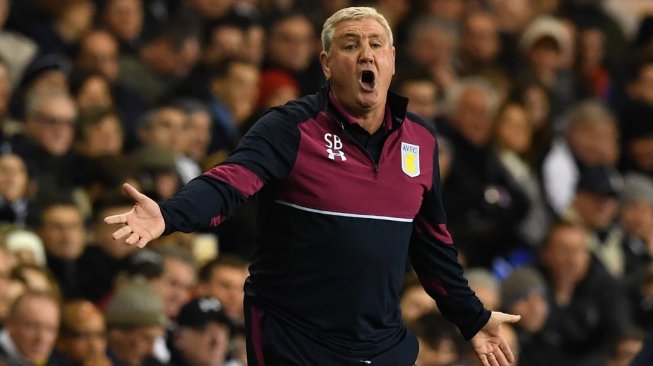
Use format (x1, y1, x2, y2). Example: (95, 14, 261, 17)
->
(320, 51, 331, 80)
(391, 46, 396, 76)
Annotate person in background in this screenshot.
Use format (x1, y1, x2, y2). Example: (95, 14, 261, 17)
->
(169, 297, 234, 366)
(539, 219, 632, 366)
(57, 299, 111, 366)
(400, 271, 438, 324)
(500, 266, 554, 366)
(104, 276, 168, 366)
(196, 255, 248, 326)
(0, 290, 66, 365)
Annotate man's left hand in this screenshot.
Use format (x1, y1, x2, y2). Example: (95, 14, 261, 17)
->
(471, 311, 521, 366)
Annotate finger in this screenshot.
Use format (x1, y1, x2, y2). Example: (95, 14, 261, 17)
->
(493, 348, 510, 366)
(498, 312, 521, 323)
(125, 232, 140, 245)
(488, 352, 500, 366)
(479, 353, 491, 366)
(122, 183, 147, 204)
(112, 225, 132, 240)
(499, 340, 515, 364)
(136, 235, 150, 249)
(105, 214, 127, 225)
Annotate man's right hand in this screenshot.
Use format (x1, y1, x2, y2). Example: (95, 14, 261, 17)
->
(104, 183, 165, 248)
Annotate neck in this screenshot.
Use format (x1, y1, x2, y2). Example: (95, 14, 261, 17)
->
(329, 92, 386, 134)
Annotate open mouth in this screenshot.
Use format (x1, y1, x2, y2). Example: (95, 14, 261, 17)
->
(359, 70, 376, 90)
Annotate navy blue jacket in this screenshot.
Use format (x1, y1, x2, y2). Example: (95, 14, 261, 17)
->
(160, 86, 490, 363)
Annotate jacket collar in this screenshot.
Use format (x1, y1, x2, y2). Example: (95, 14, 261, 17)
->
(318, 84, 408, 131)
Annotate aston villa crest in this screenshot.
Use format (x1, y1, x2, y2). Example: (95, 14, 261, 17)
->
(401, 142, 420, 177)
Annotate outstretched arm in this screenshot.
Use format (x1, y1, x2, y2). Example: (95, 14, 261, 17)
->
(104, 183, 165, 248)
(471, 311, 521, 366)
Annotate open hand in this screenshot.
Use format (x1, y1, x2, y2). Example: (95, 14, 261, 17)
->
(104, 183, 165, 248)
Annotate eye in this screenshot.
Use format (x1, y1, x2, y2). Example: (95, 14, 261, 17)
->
(344, 44, 356, 50)
(371, 43, 382, 49)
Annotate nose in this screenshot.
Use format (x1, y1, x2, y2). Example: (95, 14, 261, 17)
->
(359, 44, 374, 64)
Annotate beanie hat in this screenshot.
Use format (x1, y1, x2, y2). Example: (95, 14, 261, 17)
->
(105, 276, 168, 329)
(500, 266, 546, 312)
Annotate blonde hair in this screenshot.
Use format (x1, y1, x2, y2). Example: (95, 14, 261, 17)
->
(321, 7, 393, 53)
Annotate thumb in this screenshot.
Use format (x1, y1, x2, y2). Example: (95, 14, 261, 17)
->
(122, 183, 147, 204)
(495, 311, 521, 324)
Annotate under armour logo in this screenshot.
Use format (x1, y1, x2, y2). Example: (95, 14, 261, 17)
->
(324, 133, 346, 161)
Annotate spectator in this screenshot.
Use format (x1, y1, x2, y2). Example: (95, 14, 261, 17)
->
(256, 68, 300, 113)
(620, 173, 653, 281)
(78, 191, 138, 303)
(262, 13, 322, 95)
(564, 165, 625, 277)
(500, 266, 554, 366)
(0, 154, 31, 226)
(57, 299, 110, 366)
(0, 58, 21, 145)
(4, 229, 45, 266)
(0, 245, 18, 326)
(73, 107, 123, 159)
(30, 0, 95, 57)
(493, 101, 552, 249)
(206, 57, 260, 155)
(170, 297, 234, 366)
(117, 15, 200, 105)
(518, 16, 577, 124)
(401, 16, 458, 90)
(69, 72, 114, 113)
(73, 29, 148, 149)
(539, 219, 632, 366)
(10, 263, 61, 301)
(9, 88, 78, 205)
(542, 100, 620, 215)
(105, 276, 168, 366)
(464, 268, 501, 311)
(196, 255, 248, 325)
(36, 199, 87, 299)
(400, 271, 437, 324)
(439, 78, 529, 268)
(175, 99, 212, 170)
(136, 105, 200, 185)
(0, 290, 66, 365)
(100, 0, 144, 55)
(459, 10, 510, 99)
(0, 0, 37, 86)
(606, 327, 645, 366)
(407, 312, 464, 366)
(393, 67, 440, 124)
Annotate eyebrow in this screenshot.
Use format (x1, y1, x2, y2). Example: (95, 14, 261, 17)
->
(339, 33, 385, 41)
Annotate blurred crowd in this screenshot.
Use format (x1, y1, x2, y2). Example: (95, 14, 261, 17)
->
(0, 0, 652, 365)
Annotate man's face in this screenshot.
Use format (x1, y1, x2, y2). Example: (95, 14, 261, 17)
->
(108, 326, 163, 366)
(151, 258, 196, 318)
(7, 296, 60, 364)
(77, 32, 120, 81)
(175, 322, 230, 366)
(26, 96, 77, 157)
(199, 266, 247, 321)
(39, 205, 86, 260)
(57, 302, 107, 364)
(320, 18, 395, 117)
(543, 226, 590, 286)
(268, 16, 315, 72)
